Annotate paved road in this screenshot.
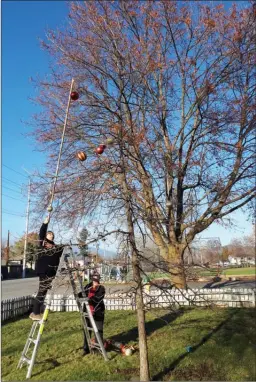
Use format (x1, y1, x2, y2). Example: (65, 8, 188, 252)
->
(2, 277, 255, 300)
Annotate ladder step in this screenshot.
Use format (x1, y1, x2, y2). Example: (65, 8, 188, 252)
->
(21, 355, 31, 365)
(91, 343, 101, 349)
(28, 338, 38, 345)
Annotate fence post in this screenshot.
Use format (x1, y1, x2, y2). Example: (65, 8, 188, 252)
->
(11, 299, 15, 318)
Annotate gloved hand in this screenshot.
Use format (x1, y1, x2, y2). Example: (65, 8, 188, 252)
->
(44, 216, 50, 225)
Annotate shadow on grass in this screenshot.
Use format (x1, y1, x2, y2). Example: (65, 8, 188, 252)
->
(1, 313, 32, 326)
(2, 327, 80, 358)
(23, 358, 62, 378)
(203, 280, 256, 289)
(109, 309, 184, 344)
(152, 310, 237, 381)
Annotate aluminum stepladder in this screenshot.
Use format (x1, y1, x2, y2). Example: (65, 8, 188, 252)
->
(17, 247, 108, 379)
(65, 243, 108, 361)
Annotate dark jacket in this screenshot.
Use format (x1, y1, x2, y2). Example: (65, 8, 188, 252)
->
(78, 282, 105, 321)
(35, 222, 63, 277)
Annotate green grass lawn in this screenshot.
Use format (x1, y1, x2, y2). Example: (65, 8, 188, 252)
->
(146, 272, 170, 280)
(2, 307, 256, 381)
(147, 268, 255, 280)
(196, 267, 255, 277)
(222, 268, 256, 276)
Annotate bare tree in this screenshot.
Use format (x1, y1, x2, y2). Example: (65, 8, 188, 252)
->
(29, 1, 255, 290)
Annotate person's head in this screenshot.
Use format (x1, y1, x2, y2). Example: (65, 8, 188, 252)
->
(46, 231, 54, 242)
(92, 272, 100, 287)
(44, 231, 54, 249)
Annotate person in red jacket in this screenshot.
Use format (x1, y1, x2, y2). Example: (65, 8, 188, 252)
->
(29, 216, 63, 321)
(79, 272, 105, 355)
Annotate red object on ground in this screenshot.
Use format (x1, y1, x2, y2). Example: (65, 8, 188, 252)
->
(70, 91, 79, 101)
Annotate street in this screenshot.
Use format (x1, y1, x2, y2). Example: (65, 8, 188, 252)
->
(1, 277, 255, 300)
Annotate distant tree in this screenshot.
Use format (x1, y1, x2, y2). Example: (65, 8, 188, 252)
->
(228, 238, 246, 257)
(221, 247, 230, 262)
(1, 240, 8, 263)
(12, 232, 39, 265)
(77, 228, 89, 265)
(242, 228, 255, 257)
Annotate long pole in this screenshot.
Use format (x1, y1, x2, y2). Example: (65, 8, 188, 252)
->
(23, 179, 31, 278)
(6, 230, 10, 262)
(48, 78, 75, 214)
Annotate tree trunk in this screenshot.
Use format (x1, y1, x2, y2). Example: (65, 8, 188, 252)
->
(132, 253, 150, 381)
(160, 245, 186, 288)
(124, 184, 150, 381)
(168, 261, 186, 288)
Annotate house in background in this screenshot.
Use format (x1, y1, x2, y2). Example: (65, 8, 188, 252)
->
(228, 256, 255, 266)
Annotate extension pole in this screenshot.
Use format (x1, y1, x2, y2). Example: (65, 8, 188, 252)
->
(22, 179, 31, 278)
(48, 78, 75, 215)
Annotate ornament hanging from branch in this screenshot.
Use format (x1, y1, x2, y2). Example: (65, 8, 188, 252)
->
(95, 144, 106, 155)
(76, 151, 87, 161)
(70, 91, 79, 101)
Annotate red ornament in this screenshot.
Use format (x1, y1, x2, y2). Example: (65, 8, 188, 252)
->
(95, 146, 104, 155)
(76, 151, 87, 161)
(70, 91, 79, 101)
(95, 144, 106, 155)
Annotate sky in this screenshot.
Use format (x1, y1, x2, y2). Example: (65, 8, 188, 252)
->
(1, 1, 254, 250)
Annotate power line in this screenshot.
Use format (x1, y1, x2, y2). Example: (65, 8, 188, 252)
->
(2, 164, 28, 178)
(2, 185, 24, 195)
(2, 192, 36, 204)
(2, 176, 23, 187)
(2, 194, 25, 202)
(2, 210, 26, 217)
(2, 208, 25, 214)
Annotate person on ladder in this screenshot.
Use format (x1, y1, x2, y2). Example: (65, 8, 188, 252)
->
(29, 216, 63, 321)
(79, 272, 105, 356)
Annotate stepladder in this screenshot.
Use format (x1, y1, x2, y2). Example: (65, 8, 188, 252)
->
(17, 246, 108, 379)
(63, 246, 108, 361)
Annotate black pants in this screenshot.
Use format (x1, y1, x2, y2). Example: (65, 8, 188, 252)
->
(33, 274, 53, 315)
(83, 317, 104, 352)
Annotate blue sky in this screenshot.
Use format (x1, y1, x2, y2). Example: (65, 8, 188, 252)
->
(1, 1, 253, 248)
(2, 1, 69, 244)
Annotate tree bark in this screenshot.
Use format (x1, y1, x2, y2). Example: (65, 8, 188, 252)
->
(160, 245, 186, 289)
(125, 200, 150, 381)
(133, 252, 150, 382)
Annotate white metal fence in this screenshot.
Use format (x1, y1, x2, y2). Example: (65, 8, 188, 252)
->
(1, 288, 255, 322)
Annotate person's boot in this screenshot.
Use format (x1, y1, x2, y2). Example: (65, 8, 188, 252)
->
(29, 312, 43, 321)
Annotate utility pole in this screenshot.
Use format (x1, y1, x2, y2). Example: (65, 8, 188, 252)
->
(6, 230, 10, 263)
(103, 238, 106, 261)
(22, 179, 31, 278)
(96, 242, 99, 265)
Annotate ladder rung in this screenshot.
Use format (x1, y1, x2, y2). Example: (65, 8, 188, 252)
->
(87, 327, 94, 331)
(91, 343, 101, 349)
(28, 338, 38, 345)
(21, 356, 31, 364)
